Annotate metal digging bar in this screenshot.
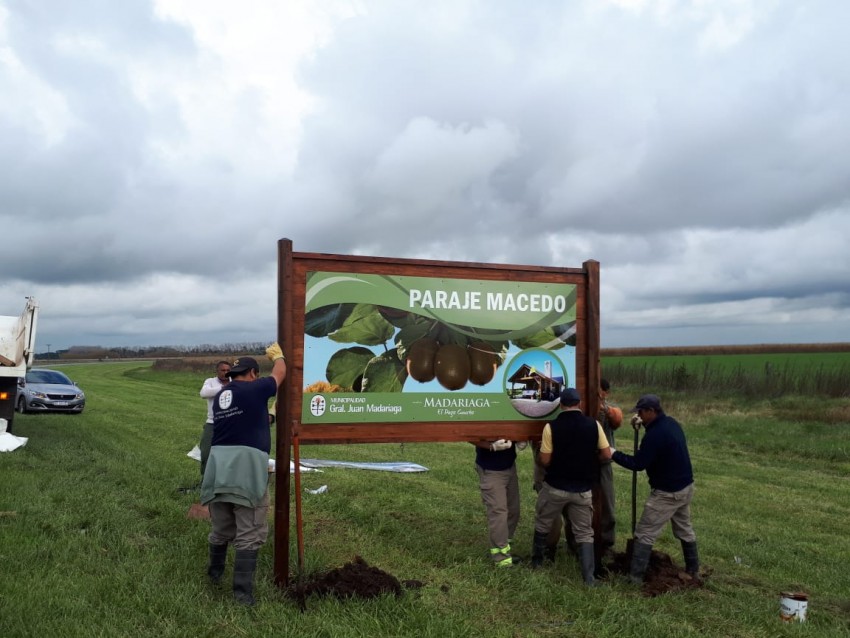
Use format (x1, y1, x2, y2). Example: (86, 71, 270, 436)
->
(631, 421, 639, 535)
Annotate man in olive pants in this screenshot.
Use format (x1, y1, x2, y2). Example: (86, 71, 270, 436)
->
(473, 439, 521, 567)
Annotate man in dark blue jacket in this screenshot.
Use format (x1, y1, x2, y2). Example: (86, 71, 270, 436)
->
(202, 343, 286, 605)
(612, 394, 699, 584)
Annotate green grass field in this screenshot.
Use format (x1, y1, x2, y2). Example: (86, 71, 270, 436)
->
(1, 361, 849, 637)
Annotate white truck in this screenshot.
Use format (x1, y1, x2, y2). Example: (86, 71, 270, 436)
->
(0, 297, 39, 433)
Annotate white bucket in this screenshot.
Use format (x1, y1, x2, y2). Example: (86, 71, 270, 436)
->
(780, 591, 809, 623)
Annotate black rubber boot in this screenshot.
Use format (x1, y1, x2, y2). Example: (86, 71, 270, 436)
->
(531, 531, 549, 568)
(577, 543, 597, 586)
(629, 541, 653, 585)
(681, 540, 700, 580)
(207, 543, 228, 584)
(233, 549, 259, 606)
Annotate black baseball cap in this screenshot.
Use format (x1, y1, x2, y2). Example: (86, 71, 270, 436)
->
(560, 387, 581, 405)
(632, 394, 662, 412)
(228, 356, 260, 377)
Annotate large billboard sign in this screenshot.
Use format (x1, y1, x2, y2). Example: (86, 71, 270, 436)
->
(273, 239, 600, 444)
(272, 239, 600, 586)
(302, 272, 577, 424)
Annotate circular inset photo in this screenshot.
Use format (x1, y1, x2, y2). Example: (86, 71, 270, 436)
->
(504, 349, 566, 418)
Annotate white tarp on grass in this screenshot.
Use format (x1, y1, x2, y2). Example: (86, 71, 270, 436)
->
(299, 459, 429, 473)
(186, 446, 322, 474)
(186, 446, 428, 473)
(0, 432, 28, 452)
(0, 419, 28, 452)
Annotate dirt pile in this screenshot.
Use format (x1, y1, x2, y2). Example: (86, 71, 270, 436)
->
(286, 556, 420, 610)
(605, 539, 705, 597)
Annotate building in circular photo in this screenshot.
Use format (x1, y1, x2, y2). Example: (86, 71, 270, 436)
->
(504, 349, 566, 418)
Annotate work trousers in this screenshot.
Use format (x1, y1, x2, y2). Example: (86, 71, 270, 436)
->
(476, 464, 520, 552)
(531, 442, 568, 548)
(634, 483, 696, 546)
(208, 490, 270, 551)
(199, 421, 214, 478)
(534, 483, 594, 545)
(598, 461, 616, 549)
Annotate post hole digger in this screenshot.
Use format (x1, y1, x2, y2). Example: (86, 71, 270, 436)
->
(630, 413, 642, 537)
(616, 413, 643, 583)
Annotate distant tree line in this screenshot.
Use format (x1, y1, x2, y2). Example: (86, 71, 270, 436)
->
(35, 343, 267, 361)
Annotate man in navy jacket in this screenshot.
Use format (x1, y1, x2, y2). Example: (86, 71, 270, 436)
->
(612, 394, 700, 584)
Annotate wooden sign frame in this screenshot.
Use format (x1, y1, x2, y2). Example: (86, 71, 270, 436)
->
(273, 238, 600, 585)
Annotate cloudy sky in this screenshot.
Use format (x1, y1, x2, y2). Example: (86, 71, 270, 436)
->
(2, 0, 849, 351)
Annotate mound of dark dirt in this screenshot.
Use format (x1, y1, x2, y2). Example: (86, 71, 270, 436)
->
(286, 556, 416, 610)
(606, 539, 705, 597)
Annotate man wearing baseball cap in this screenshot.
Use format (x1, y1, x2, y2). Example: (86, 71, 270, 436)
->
(611, 394, 699, 584)
(200, 343, 286, 605)
(530, 387, 613, 586)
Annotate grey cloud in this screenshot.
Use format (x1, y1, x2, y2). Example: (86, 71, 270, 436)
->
(3, 0, 850, 348)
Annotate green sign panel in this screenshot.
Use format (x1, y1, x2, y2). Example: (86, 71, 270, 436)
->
(302, 272, 577, 423)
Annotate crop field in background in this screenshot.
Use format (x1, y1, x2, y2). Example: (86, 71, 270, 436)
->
(2, 360, 849, 637)
(602, 349, 850, 399)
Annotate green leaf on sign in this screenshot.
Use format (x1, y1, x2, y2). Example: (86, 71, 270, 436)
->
(394, 321, 439, 360)
(512, 327, 565, 350)
(377, 306, 424, 329)
(553, 322, 577, 347)
(328, 304, 395, 346)
(326, 346, 374, 389)
(305, 304, 356, 338)
(361, 348, 407, 392)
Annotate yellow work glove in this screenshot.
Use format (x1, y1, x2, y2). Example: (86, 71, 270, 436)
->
(265, 342, 285, 362)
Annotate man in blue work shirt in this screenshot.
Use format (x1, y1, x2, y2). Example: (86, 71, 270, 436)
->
(612, 394, 700, 584)
(201, 343, 286, 605)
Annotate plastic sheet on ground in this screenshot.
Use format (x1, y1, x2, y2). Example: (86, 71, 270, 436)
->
(268, 459, 323, 474)
(187, 446, 321, 474)
(299, 459, 429, 473)
(0, 432, 28, 452)
(185, 447, 425, 473)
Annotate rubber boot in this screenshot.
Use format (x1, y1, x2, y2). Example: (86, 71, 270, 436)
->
(577, 543, 597, 586)
(545, 516, 562, 559)
(206, 543, 228, 585)
(507, 539, 523, 565)
(232, 549, 259, 606)
(681, 540, 701, 581)
(629, 541, 653, 585)
(530, 531, 549, 568)
(489, 545, 514, 567)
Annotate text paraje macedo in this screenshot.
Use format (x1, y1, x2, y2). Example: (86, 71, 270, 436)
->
(408, 289, 568, 313)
